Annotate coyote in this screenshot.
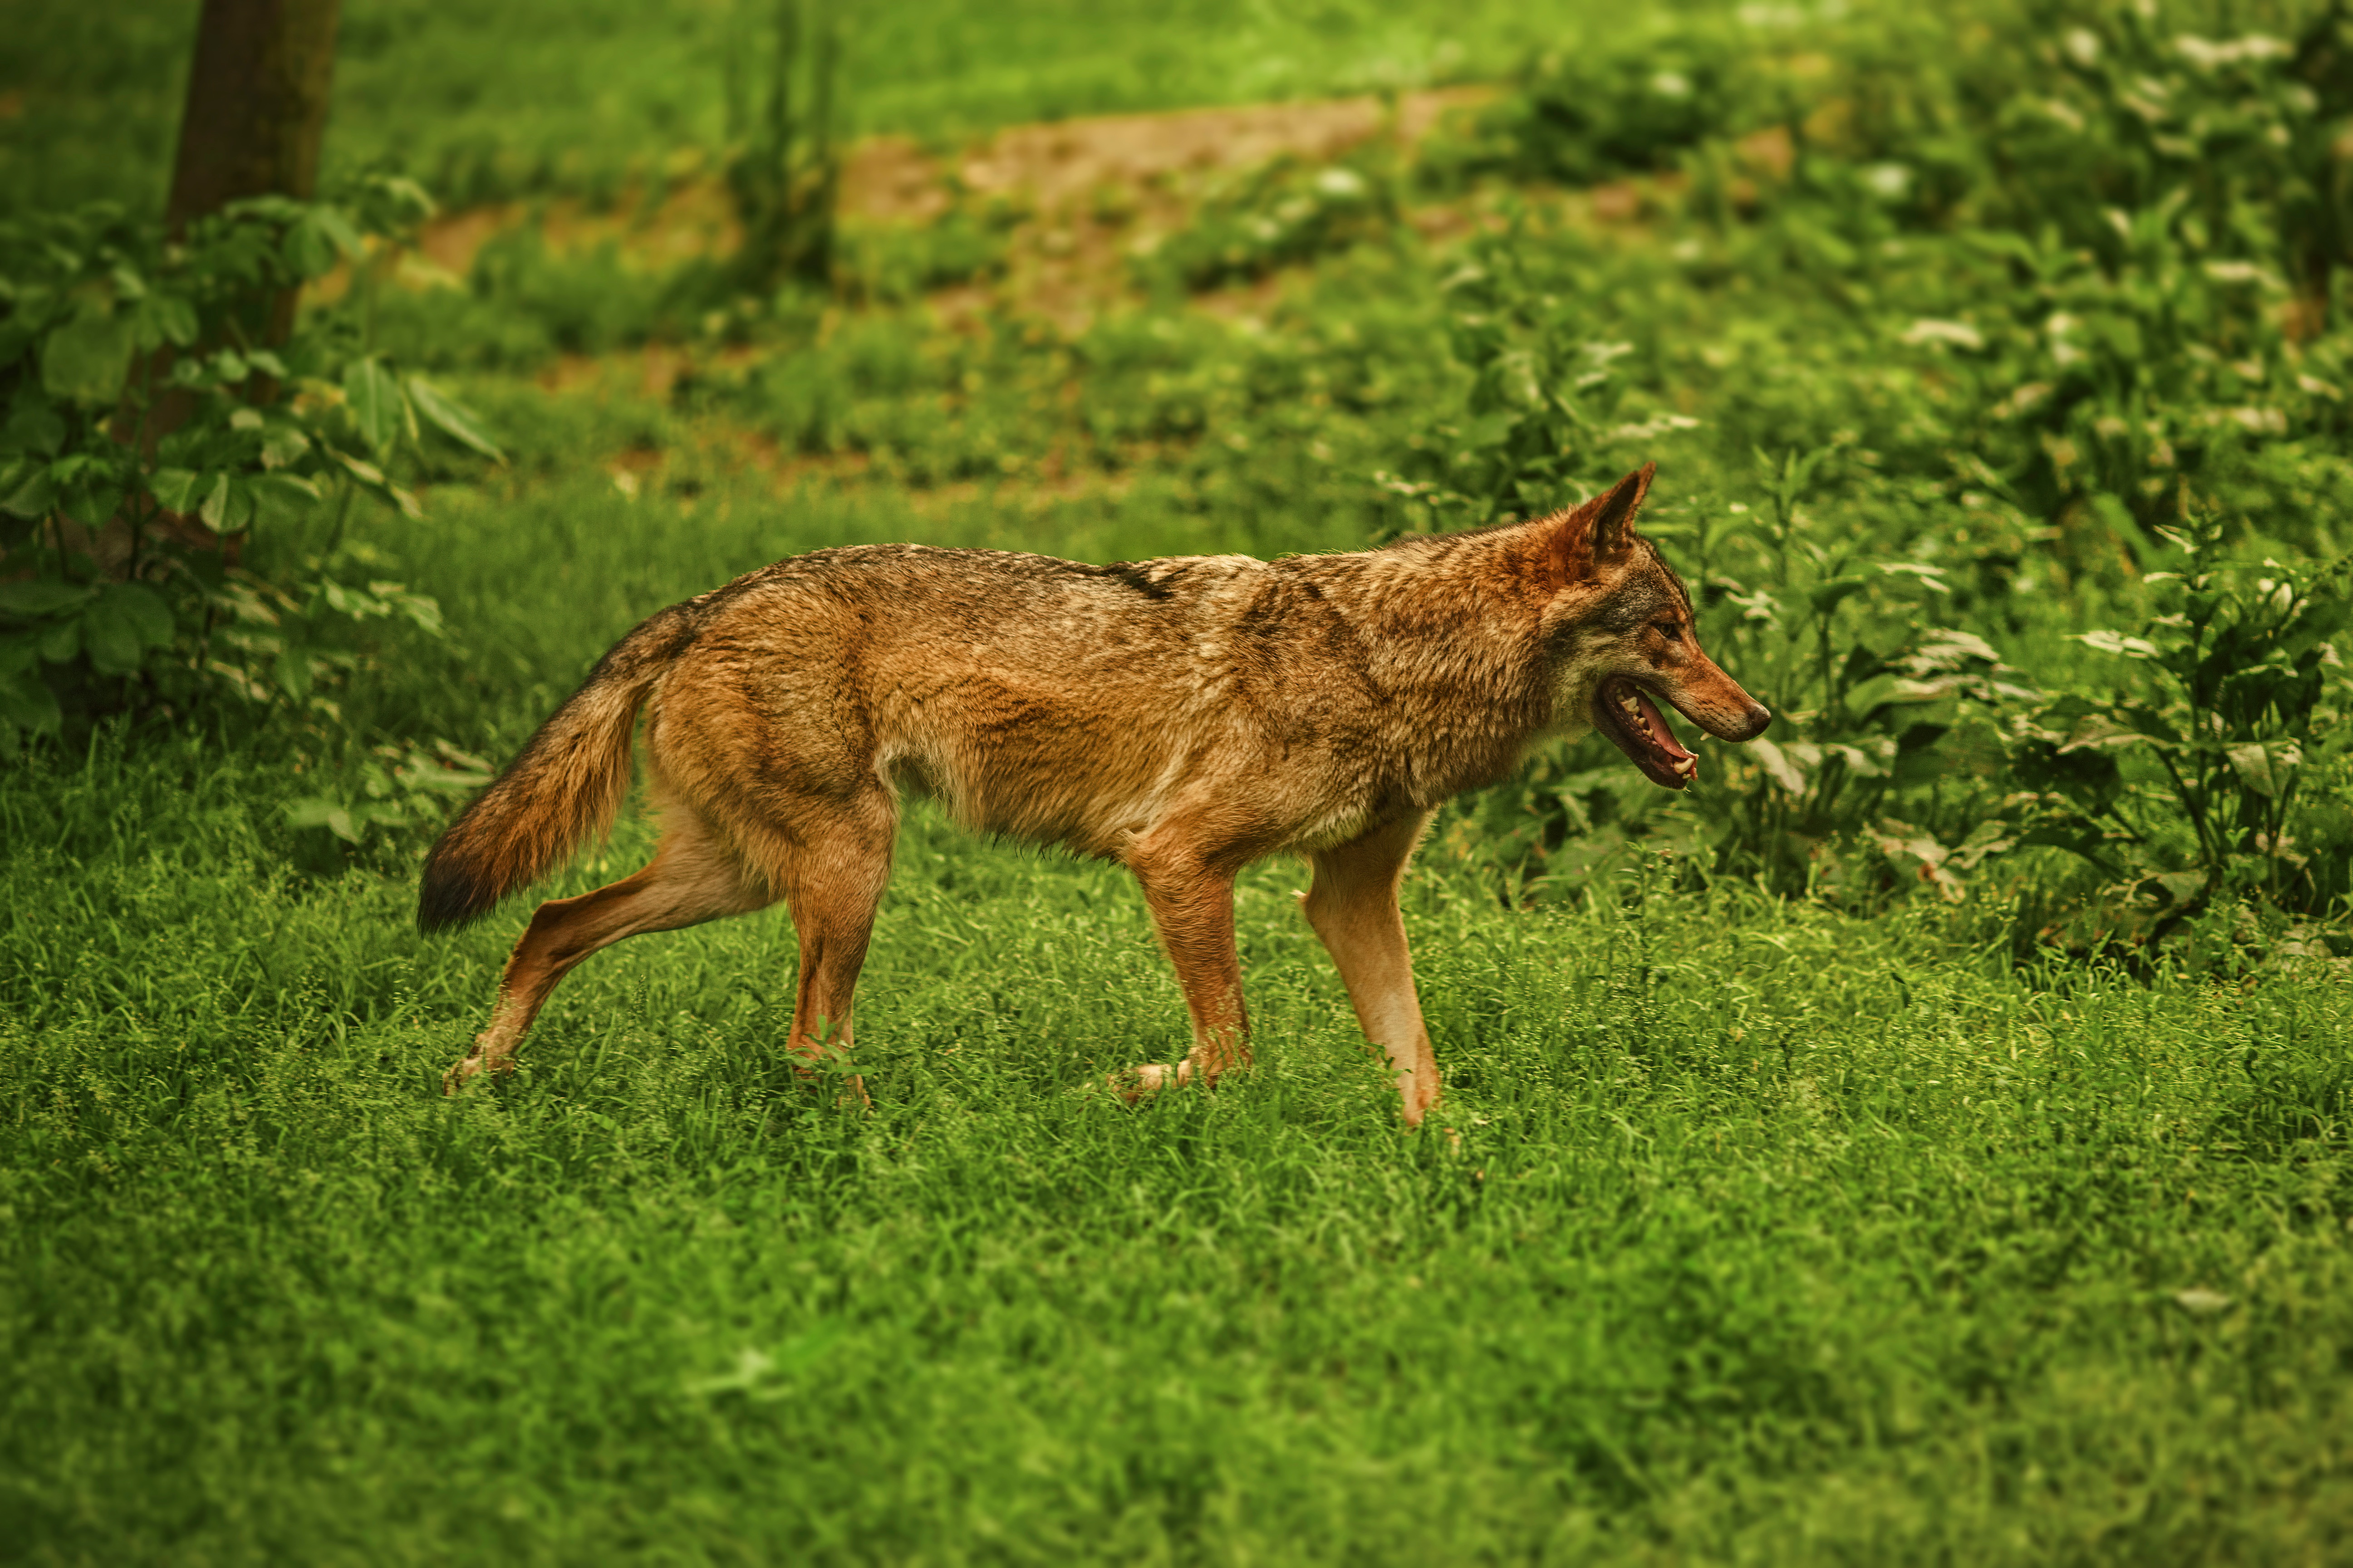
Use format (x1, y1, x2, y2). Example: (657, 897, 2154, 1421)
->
(419, 463, 1767, 1124)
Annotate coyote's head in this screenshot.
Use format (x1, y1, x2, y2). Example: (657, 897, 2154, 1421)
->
(1535, 464, 1770, 790)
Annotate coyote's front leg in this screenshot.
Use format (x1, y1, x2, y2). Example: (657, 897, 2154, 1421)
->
(1302, 811, 1440, 1126)
(1115, 830, 1250, 1099)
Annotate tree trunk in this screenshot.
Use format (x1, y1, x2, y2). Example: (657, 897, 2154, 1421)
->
(131, 0, 341, 547)
(165, 0, 343, 346)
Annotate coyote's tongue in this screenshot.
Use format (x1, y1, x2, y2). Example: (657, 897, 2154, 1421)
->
(1628, 686, 1699, 779)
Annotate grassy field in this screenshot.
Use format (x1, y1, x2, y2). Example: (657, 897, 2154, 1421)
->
(9, 580, 2353, 1560)
(7, 419, 2353, 1561)
(8, 0, 2353, 1558)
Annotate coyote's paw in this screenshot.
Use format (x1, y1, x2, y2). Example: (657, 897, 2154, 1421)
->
(1107, 1062, 1192, 1104)
(441, 1049, 513, 1096)
(785, 1044, 872, 1111)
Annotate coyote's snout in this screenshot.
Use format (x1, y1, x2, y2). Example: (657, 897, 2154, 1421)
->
(420, 463, 1765, 1124)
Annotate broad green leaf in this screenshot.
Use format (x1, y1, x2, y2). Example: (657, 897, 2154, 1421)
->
(1844, 673, 1943, 716)
(0, 463, 55, 519)
(39, 309, 136, 406)
(403, 762, 495, 792)
(310, 205, 365, 256)
(37, 616, 80, 663)
(2217, 663, 2305, 714)
(0, 629, 39, 675)
(342, 357, 403, 454)
(134, 292, 200, 349)
(194, 472, 255, 532)
(1915, 628, 1999, 665)
(259, 422, 310, 469)
(99, 582, 176, 648)
(283, 796, 340, 828)
(80, 594, 145, 675)
(407, 376, 505, 461)
(0, 667, 62, 734)
(147, 467, 206, 513)
(377, 583, 444, 637)
(1807, 574, 1871, 617)
(1825, 741, 1889, 779)
(275, 647, 313, 702)
(2115, 703, 2182, 744)
(285, 795, 363, 841)
(2073, 629, 2160, 658)
(281, 215, 339, 279)
(1877, 562, 1951, 592)
(60, 477, 124, 528)
(2012, 823, 2117, 865)
(2, 401, 66, 457)
(0, 580, 93, 616)
(1748, 735, 1809, 793)
(199, 471, 234, 530)
(250, 471, 323, 527)
(327, 448, 388, 487)
(2056, 714, 2153, 753)
(2227, 740, 2300, 796)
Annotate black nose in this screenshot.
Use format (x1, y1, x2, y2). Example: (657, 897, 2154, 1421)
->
(1740, 703, 1772, 740)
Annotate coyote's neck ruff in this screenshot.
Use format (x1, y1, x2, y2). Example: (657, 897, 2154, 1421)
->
(421, 463, 1768, 1125)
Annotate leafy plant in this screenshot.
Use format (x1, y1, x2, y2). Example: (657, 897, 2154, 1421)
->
(283, 737, 494, 844)
(2006, 514, 2353, 931)
(1143, 154, 1400, 293)
(722, 0, 843, 296)
(1372, 221, 1693, 533)
(0, 181, 501, 750)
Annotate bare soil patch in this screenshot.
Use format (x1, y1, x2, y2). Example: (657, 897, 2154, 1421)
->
(399, 87, 1494, 284)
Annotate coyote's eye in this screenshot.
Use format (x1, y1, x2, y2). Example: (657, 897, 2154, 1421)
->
(1652, 621, 1684, 642)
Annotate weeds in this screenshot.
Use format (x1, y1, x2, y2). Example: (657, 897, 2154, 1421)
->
(0, 182, 499, 753)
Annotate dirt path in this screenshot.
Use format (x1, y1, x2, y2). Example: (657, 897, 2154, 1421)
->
(401, 87, 1494, 289)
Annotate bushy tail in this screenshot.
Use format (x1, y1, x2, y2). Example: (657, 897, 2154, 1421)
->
(416, 605, 694, 933)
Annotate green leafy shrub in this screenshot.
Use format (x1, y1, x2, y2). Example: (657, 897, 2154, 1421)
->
(0, 181, 501, 752)
(1399, 5, 2353, 938)
(1420, 17, 1764, 188)
(838, 203, 1015, 304)
(282, 736, 494, 845)
(1141, 155, 1400, 293)
(2006, 516, 2353, 929)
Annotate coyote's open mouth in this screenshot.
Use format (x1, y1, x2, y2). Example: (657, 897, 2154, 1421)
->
(1594, 674, 1701, 790)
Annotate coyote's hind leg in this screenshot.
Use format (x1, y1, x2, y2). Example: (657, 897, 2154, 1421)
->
(1114, 830, 1249, 1100)
(1302, 811, 1440, 1126)
(445, 810, 769, 1093)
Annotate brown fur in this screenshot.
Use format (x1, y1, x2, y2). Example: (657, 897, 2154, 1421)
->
(420, 464, 1768, 1123)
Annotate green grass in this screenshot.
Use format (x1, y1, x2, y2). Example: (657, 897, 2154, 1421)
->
(9, 707, 2353, 1561)
(7, 445, 2353, 1559)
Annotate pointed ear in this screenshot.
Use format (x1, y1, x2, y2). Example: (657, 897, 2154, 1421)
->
(1550, 463, 1655, 583)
